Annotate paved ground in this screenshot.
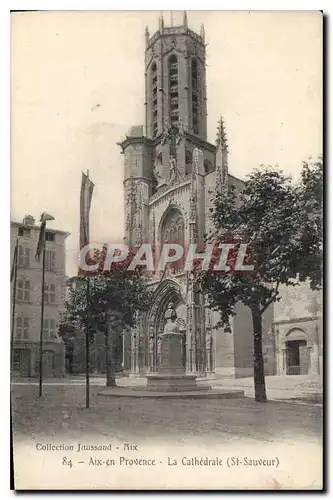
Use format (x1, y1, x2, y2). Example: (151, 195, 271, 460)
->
(12, 374, 323, 403)
(12, 383, 322, 446)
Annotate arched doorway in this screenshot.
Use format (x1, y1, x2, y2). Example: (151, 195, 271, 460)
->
(147, 279, 186, 372)
(285, 328, 309, 375)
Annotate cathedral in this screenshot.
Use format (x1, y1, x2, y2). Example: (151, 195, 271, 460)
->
(118, 13, 275, 378)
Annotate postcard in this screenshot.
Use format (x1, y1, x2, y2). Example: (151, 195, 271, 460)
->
(11, 10, 323, 490)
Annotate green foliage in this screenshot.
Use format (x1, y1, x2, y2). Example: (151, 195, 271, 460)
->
(201, 158, 323, 327)
(201, 158, 322, 402)
(58, 259, 152, 344)
(294, 157, 323, 289)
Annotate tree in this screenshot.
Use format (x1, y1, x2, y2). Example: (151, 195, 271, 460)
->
(58, 251, 152, 386)
(199, 159, 322, 402)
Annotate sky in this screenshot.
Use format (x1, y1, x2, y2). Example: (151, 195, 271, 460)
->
(11, 10, 323, 277)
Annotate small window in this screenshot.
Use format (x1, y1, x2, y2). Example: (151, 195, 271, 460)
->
(17, 280, 30, 302)
(204, 159, 213, 174)
(185, 150, 192, 175)
(45, 283, 56, 304)
(169, 55, 178, 125)
(45, 232, 55, 242)
(15, 317, 22, 339)
(43, 319, 57, 340)
(18, 246, 30, 267)
(16, 317, 29, 339)
(23, 318, 29, 339)
(185, 150, 192, 164)
(18, 227, 31, 237)
(45, 250, 56, 271)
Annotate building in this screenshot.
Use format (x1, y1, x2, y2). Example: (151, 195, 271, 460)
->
(118, 13, 275, 378)
(11, 215, 68, 377)
(273, 281, 323, 376)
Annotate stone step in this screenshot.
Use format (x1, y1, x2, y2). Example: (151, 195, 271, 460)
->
(98, 388, 245, 399)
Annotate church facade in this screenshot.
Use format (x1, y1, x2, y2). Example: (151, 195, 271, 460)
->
(118, 13, 275, 378)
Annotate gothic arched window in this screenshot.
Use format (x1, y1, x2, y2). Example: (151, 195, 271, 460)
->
(204, 159, 213, 174)
(169, 55, 179, 127)
(160, 208, 185, 273)
(185, 149, 192, 175)
(191, 58, 199, 135)
(151, 62, 158, 138)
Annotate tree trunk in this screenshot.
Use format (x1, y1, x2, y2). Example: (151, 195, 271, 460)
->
(105, 321, 116, 387)
(251, 305, 267, 402)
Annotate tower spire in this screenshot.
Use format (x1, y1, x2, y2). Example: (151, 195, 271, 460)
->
(183, 11, 188, 28)
(159, 13, 164, 31)
(215, 117, 229, 192)
(216, 116, 228, 151)
(200, 24, 205, 43)
(145, 26, 150, 47)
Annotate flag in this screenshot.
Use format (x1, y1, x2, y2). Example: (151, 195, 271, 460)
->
(80, 172, 94, 250)
(10, 239, 18, 282)
(35, 212, 55, 260)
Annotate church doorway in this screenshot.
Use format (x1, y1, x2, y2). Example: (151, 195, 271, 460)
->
(286, 340, 309, 375)
(147, 279, 186, 372)
(12, 348, 31, 377)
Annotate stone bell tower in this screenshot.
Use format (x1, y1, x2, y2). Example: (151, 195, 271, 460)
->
(145, 11, 207, 140)
(144, 12, 209, 183)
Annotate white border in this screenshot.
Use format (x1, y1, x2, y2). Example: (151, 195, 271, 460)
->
(2, 2, 330, 498)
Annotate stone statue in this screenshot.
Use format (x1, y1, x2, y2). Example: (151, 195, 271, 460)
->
(206, 330, 212, 350)
(205, 330, 213, 372)
(161, 119, 169, 145)
(163, 302, 179, 335)
(157, 335, 162, 365)
(177, 120, 185, 143)
(149, 336, 154, 354)
(169, 156, 177, 183)
(153, 154, 166, 188)
(149, 335, 155, 372)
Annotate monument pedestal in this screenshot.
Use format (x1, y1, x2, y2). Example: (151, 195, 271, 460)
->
(138, 331, 209, 393)
(97, 302, 242, 398)
(158, 332, 185, 374)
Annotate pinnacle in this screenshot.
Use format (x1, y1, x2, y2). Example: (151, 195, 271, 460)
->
(216, 116, 228, 150)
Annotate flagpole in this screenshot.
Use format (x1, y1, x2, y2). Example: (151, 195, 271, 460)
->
(10, 239, 19, 377)
(85, 273, 90, 408)
(38, 237, 46, 398)
(85, 168, 90, 409)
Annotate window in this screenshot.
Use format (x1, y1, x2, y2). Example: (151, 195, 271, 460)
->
(17, 279, 30, 302)
(45, 283, 56, 304)
(185, 150, 192, 175)
(45, 250, 56, 271)
(169, 55, 178, 125)
(15, 317, 29, 339)
(18, 245, 30, 267)
(192, 58, 199, 135)
(43, 319, 57, 340)
(45, 231, 55, 242)
(204, 159, 213, 174)
(161, 208, 185, 273)
(151, 62, 158, 138)
(185, 150, 192, 164)
(18, 227, 31, 238)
